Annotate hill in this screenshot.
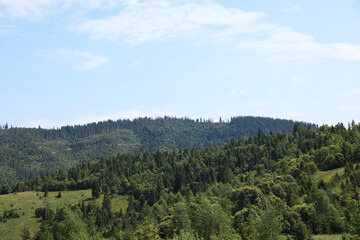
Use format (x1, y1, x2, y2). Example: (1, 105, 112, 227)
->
(0, 116, 315, 184)
(1, 121, 360, 239)
(0, 190, 127, 240)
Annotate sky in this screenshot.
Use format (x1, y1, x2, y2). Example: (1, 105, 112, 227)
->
(0, 0, 360, 128)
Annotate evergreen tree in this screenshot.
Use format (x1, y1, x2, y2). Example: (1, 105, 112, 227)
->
(100, 193, 112, 226)
(91, 181, 100, 199)
(257, 200, 282, 240)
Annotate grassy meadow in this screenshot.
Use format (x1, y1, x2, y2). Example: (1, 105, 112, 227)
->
(315, 167, 346, 183)
(313, 234, 343, 240)
(0, 190, 128, 240)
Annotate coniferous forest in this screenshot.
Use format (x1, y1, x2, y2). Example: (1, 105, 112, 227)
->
(1, 120, 360, 239)
(0, 116, 314, 184)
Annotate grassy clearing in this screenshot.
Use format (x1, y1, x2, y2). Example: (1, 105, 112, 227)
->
(313, 234, 343, 240)
(314, 164, 359, 194)
(315, 164, 359, 183)
(0, 190, 128, 240)
(315, 167, 345, 183)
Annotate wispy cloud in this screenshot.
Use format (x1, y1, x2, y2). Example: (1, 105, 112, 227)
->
(0, 0, 121, 21)
(339, 105, 360, 111)
(244, 101, 265, 108)
(56, 49, 108, 70)
(23, 108, 188, 128)
(226, 89, 246, 98)
(0, 0, 53, 21)
(226, 90, 236, 98)
(73, 1, 360, 61)
(333, 43, 360, 61)
(75, 1, 265, 44)
(1, 0, 360, 62)
(0, 22, 12, 35)
(282, 5, 300, 12)
(341, 87, 360, 98)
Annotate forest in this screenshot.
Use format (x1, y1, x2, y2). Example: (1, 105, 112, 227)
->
(0, 116, 315, 184)
(1, 121, 360, 239)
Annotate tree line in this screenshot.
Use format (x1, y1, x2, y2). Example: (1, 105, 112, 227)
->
(2, 121, 360, 239)
(0, 116, 315, 184)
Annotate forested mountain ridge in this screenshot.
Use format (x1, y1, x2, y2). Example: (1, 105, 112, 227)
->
(1, 121, 360, 239)
(0, 116, 315, 184)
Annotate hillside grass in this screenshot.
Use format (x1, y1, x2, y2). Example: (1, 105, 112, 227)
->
(313, 234, 343, 240)
(315, 167, 345, 183)
(0, 190, 128, 240)
(315, 164, 359, 183)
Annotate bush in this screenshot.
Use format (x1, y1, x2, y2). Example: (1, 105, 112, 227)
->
(35, 208, 44, 218)
(292, 221, 311, 240)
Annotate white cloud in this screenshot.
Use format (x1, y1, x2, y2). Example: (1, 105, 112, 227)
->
(341, 87, 360, 98)
(0, 0, 53, 21)
(333, 43, 360, 61)
(75, 1, 265, 44)
(235, 26, 336, 62)
(0, 22, 12, 35)
(23, 108, 188, 128)
(282, 5, 300, 12)
(0, 0, 123, 20)
(1, 0, 360, 62)
(73, 1, 360, 62)
(339, 105, 360, 111)
(226, 89, 246, 98)
(75, 108, 186, 124)
(244, 101, 265, 108)
(226, 90, 236, 98)
(24, 118, 69, 129)
(56, 49, 108, 70)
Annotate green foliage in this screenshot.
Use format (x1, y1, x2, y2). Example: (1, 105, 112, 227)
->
(92, 181, 101, 199)
(0, 116, 314, 184)
(257, 200, 283, 240)
(234, 207, 260, 239)
(189, 198, 239, 240)
(292, 221, 312, 240)
(52, 208, 90, 240)
(20, 227, 31, 240)
(346, 200, 360, 235)
(3, 121, 360, 240)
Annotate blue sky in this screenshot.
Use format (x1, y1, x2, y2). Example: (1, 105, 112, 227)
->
(0, 0, 359, 128)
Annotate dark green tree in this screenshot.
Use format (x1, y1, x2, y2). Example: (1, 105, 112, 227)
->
(91, 181, 100, 199)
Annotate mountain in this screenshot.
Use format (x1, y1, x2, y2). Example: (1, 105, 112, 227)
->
(0, 116, 316, 184)
(1, 121, 360, 239)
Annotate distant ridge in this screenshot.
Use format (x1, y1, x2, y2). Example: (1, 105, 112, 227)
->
(0, 116, 316, 184)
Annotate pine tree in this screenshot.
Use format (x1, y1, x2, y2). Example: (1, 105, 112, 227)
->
(91, 181, 100, 199)
(100, 193, 112, 226)
(57, 192, 62, 198)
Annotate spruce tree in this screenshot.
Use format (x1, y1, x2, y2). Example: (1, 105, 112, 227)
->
(91, 181, 100, 199)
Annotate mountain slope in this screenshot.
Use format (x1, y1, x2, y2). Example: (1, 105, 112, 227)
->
(0, 116, 316, 184)
(2, 122, 360, 239)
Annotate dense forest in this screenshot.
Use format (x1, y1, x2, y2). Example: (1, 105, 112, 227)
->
(2, 121, 360, 239)
(0, 116, 315, 184)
